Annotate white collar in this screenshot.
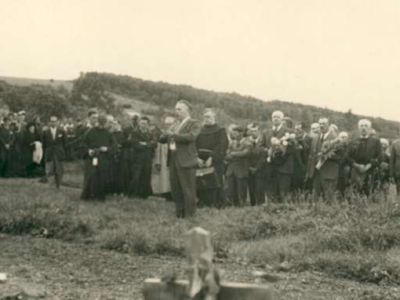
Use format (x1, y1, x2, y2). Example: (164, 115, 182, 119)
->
(272, 124, 282, 131)
(249, 135, 261, 144)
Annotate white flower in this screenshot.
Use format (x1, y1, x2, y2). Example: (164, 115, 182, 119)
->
(282, 141, 288, 146)
(289, 133, 296, 139)
(271, 137, 280, 146)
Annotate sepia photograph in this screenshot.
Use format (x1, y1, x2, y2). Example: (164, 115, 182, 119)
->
(1, 0, 400, 299)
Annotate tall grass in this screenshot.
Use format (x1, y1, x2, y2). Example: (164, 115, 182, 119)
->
(1, 178, 400, 285)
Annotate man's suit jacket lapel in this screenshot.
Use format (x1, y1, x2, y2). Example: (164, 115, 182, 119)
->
(48, 128, 56, 141)
(312, 135, 321, 155)
(366, 136, 376, 157)
(45, 130, 52, 143)
(177, 118, 191, 134)
(275, 126, 285, 138)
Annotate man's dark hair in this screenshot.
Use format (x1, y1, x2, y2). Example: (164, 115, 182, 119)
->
(295, 122, 306, 130)
(232, 126, 244, 133)
(88, 110, 97, 117)
(140, 116, 150, 123)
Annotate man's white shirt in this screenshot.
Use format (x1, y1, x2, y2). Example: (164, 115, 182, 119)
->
(50, 127, 57, 140)
(272, 124, 283, 132)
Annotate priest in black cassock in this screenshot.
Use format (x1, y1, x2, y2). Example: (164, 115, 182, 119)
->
(195, 108, 228, 208)
(81, 115, 116, 201)
(128, 116, 157, 199)
(348, 119, 382, 196)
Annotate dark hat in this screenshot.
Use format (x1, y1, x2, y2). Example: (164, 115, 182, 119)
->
(88, 108, 98, 117)
(232, 126, 244, 133)
(26, 121, 36, 129)
(247, 122, 259, 131)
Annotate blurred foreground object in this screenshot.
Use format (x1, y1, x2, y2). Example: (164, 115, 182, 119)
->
(143, 227, 276, 300)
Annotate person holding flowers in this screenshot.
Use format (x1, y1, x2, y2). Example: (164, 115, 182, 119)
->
(264, 111, 296, 202)
(307, 118, 344, 202)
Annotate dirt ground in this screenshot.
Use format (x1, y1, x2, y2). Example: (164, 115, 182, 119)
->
(1, 234, 399, 300)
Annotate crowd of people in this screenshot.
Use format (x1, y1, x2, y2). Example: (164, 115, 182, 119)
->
(1, 100, 400, 218)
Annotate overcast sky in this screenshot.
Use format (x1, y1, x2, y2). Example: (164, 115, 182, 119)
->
(1, 0, 400, 120)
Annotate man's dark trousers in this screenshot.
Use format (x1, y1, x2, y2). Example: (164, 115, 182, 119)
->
(248, 170, 265, 205)
(169, 152, 197, 218)
(46, 155, 64, 188)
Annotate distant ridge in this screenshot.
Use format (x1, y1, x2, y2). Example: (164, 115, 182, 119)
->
(0, 75, 73, 90)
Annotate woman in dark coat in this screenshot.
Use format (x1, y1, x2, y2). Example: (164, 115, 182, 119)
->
(195, 108, 228, 208)
(6, 122, 23, 177)
(21, 122, 43, 177)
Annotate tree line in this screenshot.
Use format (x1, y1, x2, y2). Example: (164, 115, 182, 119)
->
(0, 72, 399, 138)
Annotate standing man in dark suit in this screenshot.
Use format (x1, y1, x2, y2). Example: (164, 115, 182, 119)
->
(160, 100, 201, 218)
(348, 119, 382, 196)
(390, 136, 400, 197)
(337, 131, 352, 199)
(225, 126, 252, 206)
(41, 116, 66, 189)
(307, 118, 341, 202)
(293, 122, 312, 193)
(264, 111, 295, 202)
(247, 123, 267, 206)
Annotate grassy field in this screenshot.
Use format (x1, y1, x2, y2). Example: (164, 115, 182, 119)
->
(1, 164, 400, 299)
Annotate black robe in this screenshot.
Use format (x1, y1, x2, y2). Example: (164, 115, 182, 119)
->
(195, 124, 228, 207)
(128, 129, 157, 198)
(6, 128, 23, 177)
(80, 127, 115, 200)
(0, 126, 15, 177)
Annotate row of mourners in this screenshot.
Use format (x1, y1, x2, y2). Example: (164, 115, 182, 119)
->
(0, 105, 399, 217)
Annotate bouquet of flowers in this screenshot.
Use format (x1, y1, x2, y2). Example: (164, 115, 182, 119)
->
(267, 132, 296, 163)
(315, 138, 343, 170)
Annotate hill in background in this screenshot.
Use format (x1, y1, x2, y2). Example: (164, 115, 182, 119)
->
(0, 76, 73, 90)
(0, 72, 399, 138)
